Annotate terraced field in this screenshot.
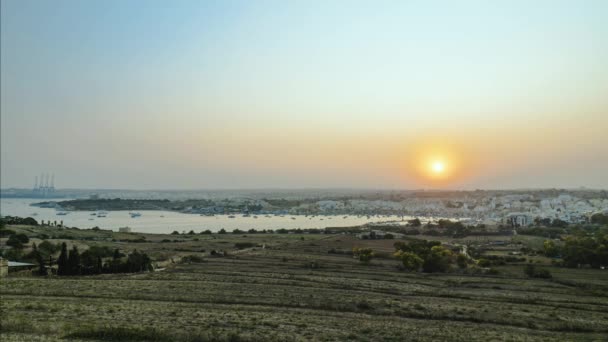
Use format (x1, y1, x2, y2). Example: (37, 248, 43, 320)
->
(3, 232, 608, 341)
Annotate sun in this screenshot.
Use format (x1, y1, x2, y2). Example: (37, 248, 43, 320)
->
(432, 161, 445, 173)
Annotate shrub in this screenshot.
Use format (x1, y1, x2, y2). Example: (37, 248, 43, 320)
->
(456, 254, 468, 269)
(397, 251, 423, 271)
(524, 264, 552, 279)
(0, 229, 16, 237)
(478, 258, 491, 267)
(181, 254, 205, 263)
(353, 247, 374, 263)
(6, 234, 29, 249)
(234, 242, 255, 249)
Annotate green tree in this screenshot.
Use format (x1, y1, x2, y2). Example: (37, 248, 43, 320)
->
(543, 240, 560, 257)
(423, 245, 454, 273)
(398, 252, 423, 271)
(456, 254, 468, 269)
(33, 244, 47, 276)
(67, 246, 81, 275)
(6, 235, 24, 249)
(353, 247, 374, 263)
(57, 243, 68, 275)
(38, 240, 59, 257)
(524, 264, 536, 277)
(408, 218, 422, 227)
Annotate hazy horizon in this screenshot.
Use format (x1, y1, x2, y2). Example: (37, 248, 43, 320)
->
(2, 0, 607, 190)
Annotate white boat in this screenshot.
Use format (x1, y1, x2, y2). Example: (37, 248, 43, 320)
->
(97, 211, 108, 218)
(56, 211, 68, 216)
(129, 212, 142, 218)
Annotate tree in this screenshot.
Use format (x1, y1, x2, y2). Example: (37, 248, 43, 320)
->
(6, 233, 30, 248)
(6, 235, 24, 249)
(561, 233, 608, 268)
(524, 264, 552, 278)
(398, 252, 423, 271)
(408, 218, 422, 227)
(591, 213, 608, 225)
(34, 244, 47, 276)
(456, 254, 468, 269)
(67, 246, 81, 275)
(38, 240, 59, 257)
(353, 247, 374, 263)
(97, 257, 103, 274)
(543, 240, 560, 257)
(423, 245, 454, 273)
(57, 243, 68, 275)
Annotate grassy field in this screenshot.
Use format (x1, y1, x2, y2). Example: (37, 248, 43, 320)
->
(2, 225, 608, 341)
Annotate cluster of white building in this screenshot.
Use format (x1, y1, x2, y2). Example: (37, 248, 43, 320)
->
(289, 193, 608, 226)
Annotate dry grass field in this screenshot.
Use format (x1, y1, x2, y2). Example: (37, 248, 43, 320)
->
(2, 225, 608, 341)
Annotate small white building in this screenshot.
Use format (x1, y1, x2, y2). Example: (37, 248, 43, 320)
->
(504, 213, 533, 227)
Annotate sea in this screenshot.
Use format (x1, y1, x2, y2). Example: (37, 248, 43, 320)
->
(0, 198, 409, 234)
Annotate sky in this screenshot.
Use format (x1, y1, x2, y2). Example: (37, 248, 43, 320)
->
(1, 0, 607, 190)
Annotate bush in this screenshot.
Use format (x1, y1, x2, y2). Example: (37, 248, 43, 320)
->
(234, 242, 255, 249)
(353, 247, 374, 263)
(487, 268, 500, 275)
(38, 240, 59, 256)
(477, 258, 491, 267)
(6, 234, 29, 249)
(398, 251, 423, 271)
(0, 229, 16, 237)
(524, 264, 552, 279)
(181, 255, 205, 263)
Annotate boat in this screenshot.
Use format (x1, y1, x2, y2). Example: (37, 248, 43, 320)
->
(228, 215, 236, 218)
(90, 212, 97, 216)
(97, 211, 108, 218)
(129, 212, 142, 218)
(253, 216, 258, 219)
(56, 211, 68, 216)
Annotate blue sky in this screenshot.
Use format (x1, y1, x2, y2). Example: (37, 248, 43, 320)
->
(2, 0, 607, 189)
